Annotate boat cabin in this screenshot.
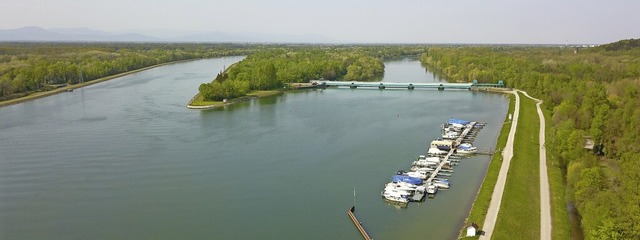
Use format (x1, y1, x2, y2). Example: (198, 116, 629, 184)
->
(430, 139, 456, 150)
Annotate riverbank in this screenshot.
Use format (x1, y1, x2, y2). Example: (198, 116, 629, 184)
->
(460, 90, 570, 239)
(458, 92, 514, 238)
(0, 59, 195, 108)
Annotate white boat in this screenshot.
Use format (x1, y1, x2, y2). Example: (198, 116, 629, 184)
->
(442, 131, 459, 139)
(457, 143, 477, 154)
(410, 165, 435, 172)
(384, 182, 418, 192)
(413, 157, 439, 167)
(408, 166, 434, 172)
(426, 184, 438, 195)
(432, 181, 450, 189)
(428, 147, 448, 155)
(412, 160, 438, 168)
(406, 171, 430, 180)
(433, 177, 449, 183)
(381, 188, 410, 204)
(383, 194, 410, 204)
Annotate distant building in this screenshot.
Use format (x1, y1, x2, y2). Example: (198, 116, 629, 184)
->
(584, 136, 604, 155)
(466, 222, 480, 237)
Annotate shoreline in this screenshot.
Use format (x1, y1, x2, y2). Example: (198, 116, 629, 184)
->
(0, 59, 196, 108)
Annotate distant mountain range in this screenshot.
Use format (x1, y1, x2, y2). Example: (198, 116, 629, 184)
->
(0, 26, 334, 43)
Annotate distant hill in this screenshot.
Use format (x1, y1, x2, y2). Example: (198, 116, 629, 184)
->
(598, 38, 640, 51)
(0, 26, 159, 42)
(0, 26, 334, 43)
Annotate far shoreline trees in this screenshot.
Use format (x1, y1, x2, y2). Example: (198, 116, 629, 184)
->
(0, 43, 256, 101)
(198, 49, 385, 101)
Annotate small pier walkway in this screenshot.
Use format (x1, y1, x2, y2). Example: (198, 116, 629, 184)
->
(347, 206, 373, 240)
(427, 122, 476, 183)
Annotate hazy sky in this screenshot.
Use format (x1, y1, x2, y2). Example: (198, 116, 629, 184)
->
(2, 0, 639, 44)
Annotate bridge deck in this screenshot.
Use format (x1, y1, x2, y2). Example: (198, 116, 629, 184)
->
(312, 80, 503, 89)
(314, 81, 472, 89)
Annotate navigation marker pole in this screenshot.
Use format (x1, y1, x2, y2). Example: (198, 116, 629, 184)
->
(353, 187, 356, 209)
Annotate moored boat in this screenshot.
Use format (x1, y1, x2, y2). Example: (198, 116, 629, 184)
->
(428, 147, 448, 155)
(426, 184, 438, 197)
(457, 143, 477, 154)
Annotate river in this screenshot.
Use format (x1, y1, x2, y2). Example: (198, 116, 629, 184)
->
(0, 57, 508, 239)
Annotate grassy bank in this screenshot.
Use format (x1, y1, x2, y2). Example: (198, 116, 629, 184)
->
(459, 93, 515, 238)
(492, 92, 540, 239)
(545, 105, 571, 240)
(0, 60, 191, 108)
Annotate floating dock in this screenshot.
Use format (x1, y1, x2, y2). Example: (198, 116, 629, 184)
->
(426, 122, 477, 184)
(347, 206, 373, 240)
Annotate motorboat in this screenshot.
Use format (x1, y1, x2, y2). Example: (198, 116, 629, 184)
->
(392, 175, 423, 185)
(385, 182, 419, 192)
(412, 156, 440, 167)
(430, 139, 455, 151)
(433, 178, 449, 183)
(457, 143, 477, 154)
(382, 186, 411, 204)
(406, 170, 430, 180)
(426, 184, 438, 196)
(410, 165, 435, 172)
(432, 180, 450, 189)
(382, 193, 410, 204)
(428, 147, 448, 155)
(383, 184, 413, 196)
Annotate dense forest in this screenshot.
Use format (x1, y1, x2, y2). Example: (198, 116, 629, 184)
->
(0, 43, 429, 103)
(0, 43, 260, 101)
(421, 39, 640, 239)
(198, 48, 385, 101)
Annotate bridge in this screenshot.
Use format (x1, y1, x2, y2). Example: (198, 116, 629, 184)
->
(310, 80, 504, 90)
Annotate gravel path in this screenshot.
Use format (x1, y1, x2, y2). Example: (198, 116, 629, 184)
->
(479, 91, 519, 240)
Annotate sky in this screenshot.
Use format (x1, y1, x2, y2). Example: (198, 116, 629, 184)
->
(1, 0, 639, 44)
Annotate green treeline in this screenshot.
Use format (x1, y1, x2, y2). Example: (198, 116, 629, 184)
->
(198, 49, 385, 101)
(0, 43, 257, 101)
(421, 41, 640, 239)
(0, 43, 429, 103)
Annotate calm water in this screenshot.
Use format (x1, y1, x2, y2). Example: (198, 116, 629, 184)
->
(0, 57, 508, 239)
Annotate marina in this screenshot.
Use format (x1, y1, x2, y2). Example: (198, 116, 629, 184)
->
(380, 118, 486, 205)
